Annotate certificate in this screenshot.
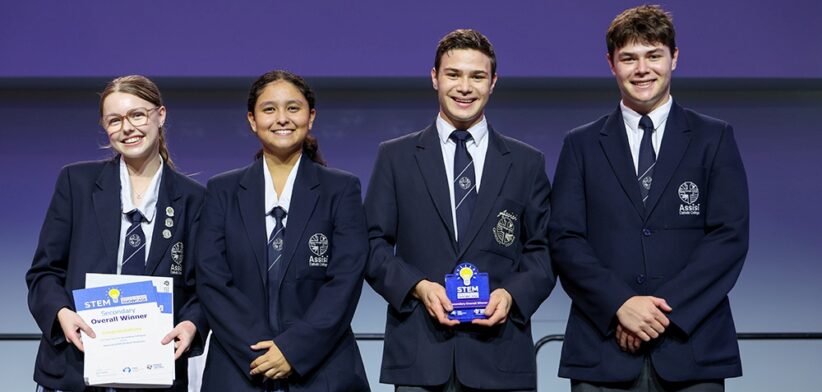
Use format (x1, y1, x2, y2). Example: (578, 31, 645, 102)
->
(74, 276, 174, 388)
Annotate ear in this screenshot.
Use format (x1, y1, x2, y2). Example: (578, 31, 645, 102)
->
(489, 73, 498, 94)
(431, 67, 439, 91)
(247, 112, 257, 133)
(308, 108, 316, 130)
(671, 47, 679, 71)
(606, 52, 617, 76)
(157, 106, 167, 127)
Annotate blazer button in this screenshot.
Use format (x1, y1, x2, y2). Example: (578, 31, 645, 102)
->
(636, 274, 646, 284)
(642, 228, 652, 237)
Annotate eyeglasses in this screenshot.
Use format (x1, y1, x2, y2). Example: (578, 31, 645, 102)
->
(101, 107, 159, 132)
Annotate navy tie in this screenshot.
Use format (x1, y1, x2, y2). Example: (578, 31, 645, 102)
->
(121, 210, 146, 275)
(450, 130, 477, 243)
(267, 207, 287, 334)
(266, 207, 288, 392)
(637, 115, 656, 204)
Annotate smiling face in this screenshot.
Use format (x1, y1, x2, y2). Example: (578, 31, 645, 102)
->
(432, 48, 497, 130)
(101, 91, 165, 164)
(247, 80, 316, 161)
(608, 40, 678, 114)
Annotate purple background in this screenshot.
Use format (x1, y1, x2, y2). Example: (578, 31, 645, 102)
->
(2, 0, 821, 78)
(2, 1, 821, 390)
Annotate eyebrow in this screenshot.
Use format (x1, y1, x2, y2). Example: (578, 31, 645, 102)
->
(258, 100, 304, 106)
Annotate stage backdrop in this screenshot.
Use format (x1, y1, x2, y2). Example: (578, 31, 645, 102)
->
(2, 1, 821, 391)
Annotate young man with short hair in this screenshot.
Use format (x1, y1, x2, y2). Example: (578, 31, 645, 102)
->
(549, 5, 749, 391)
(365, 29, 554, 391)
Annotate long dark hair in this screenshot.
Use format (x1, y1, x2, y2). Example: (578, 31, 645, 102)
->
(248, 70, 325, 166)
(99, 75, 174, 169)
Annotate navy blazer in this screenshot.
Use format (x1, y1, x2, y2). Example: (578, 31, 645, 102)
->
(549, 102, 749, 382)
(25, 157, 208, 392)
(364, 125, 554, 390)
(196, 156, 369, 392)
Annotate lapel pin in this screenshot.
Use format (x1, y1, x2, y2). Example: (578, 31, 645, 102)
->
(165, 218, 174, 228)
(165, 206, 174, 217)
(162, 229, 172, 239)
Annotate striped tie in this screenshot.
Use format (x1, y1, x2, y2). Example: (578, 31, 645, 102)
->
(267, 207, 287, 333)
(637, 115, 656, 205)
(121, 210, 146, 275)
(450, 130, 477, 243)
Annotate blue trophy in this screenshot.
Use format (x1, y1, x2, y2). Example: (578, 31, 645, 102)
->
(445, 262, 490, 322)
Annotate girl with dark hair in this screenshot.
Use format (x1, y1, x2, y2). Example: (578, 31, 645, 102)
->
(26, 75, 208, 391)
(196, 70, 370, 391)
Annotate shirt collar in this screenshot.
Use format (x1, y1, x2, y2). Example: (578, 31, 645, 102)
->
(263, 154, 302, 215)
(119, 156, 163, 222)
(435, 114, 488, 146)
(620, 95, 674, 134)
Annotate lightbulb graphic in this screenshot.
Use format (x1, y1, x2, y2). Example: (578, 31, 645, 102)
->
(459, 266, 474, 285)
(108, 288, 121, 303)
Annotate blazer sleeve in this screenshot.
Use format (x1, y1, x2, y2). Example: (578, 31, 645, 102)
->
(174, 190, 209, 356)
(275, 177, 367, 377)
(26, 166, 75, 346)
(548, 134, 638, 336)
(364, 143, 428, 312)
(653, 125, 749, 336)
(498, 152, 555, 325)
(195, 180, 271, 380)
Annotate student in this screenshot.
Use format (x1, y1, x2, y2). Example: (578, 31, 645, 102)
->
(26, 75, 208, 391)
(196, 70, 370, 392)
(549, 5, 748, 391)
(364, 29, 554, 391)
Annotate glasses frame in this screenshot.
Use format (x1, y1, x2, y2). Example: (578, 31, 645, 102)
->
(101, 106, 160, 133)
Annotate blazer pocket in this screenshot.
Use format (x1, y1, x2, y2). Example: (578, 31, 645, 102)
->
(561, 310, 602, 367)
(690, 300, 740, 366)
(481, 198, 525, 261)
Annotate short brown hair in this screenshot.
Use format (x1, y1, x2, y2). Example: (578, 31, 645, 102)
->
(99, 75, 175, 169)
(607, 5, 676, 59)
(434, 29, 496, 76)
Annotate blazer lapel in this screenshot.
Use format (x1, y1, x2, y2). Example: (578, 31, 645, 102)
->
(92, 158, 122, 274)
(414, 125, 458, 250)
(457, 127, 512, 257)
(644, 103, 692, 217)
(599, 107, 646, 219)
(238, 159, 268, 285)
(277, 156, 319, 289)
(145, 165, 179, 275)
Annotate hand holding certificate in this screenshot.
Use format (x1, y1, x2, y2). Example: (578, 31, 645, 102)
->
(73, 274, 175, 388)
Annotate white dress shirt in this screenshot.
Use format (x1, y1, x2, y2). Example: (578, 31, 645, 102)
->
(117, 157, 163, 274)
(263, 154, 301, 237)
(621, 96, 673, 174)
(436, 114, 489, 241)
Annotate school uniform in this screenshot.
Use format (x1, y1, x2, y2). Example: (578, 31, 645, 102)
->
(364, 117, 554, 390)
(196, 155, 370, 392)
(26, 157, 208, 392)
(549, 99, 748, 385)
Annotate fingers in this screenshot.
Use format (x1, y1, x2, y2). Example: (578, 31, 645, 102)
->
(419, 282, 458, 326)
(161, 327, 178, 345)
(472, 291, 510, 326)
(77, 318, 95, 339)
(251, 340, 275, 350)
(652, 297, 673, 313)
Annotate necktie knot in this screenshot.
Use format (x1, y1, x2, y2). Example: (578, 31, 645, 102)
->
(450, 130, 472, 144)
(639, 115, 655, 133)
(129, 210, 144, 225)
(271, 206, 287, 222)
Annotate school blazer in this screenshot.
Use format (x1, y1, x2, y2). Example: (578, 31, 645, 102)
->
(196, 156, 370, 392)
(549, 102, 749, 382)
(364, 125, 554, 390)
(26, 157, 208, 392)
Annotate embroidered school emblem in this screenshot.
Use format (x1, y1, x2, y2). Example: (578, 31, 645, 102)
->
(492, 210, 517, 247)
